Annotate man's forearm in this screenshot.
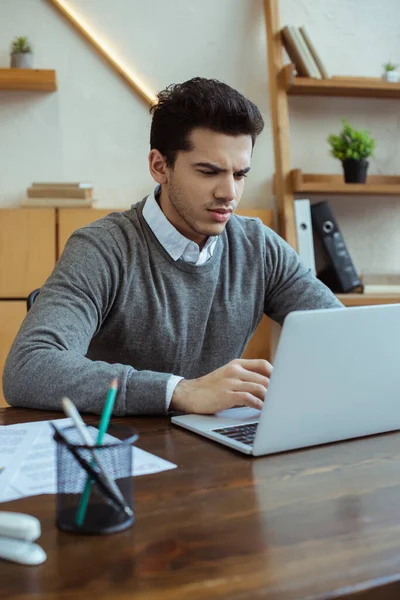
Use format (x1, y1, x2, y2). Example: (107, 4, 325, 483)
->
(3, 342, 173, 416)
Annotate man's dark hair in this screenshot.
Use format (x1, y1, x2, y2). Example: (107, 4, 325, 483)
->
(149, 77, 264, 167)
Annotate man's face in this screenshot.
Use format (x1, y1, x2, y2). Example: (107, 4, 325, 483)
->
(156, 128, 252, 247)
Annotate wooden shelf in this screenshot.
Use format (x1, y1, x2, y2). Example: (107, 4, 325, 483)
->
(337, 294, 400, 307)
(291, 170, 400, 196)
(283, 68, 400, 99)
(0, 69, 57, 92)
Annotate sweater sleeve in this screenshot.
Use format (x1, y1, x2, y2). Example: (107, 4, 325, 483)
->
(2, 226, 172, 416)
(263, 227, 344, 325)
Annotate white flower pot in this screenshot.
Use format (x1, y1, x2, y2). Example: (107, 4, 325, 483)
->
(382, 70, 400, 83)
(10, 52, 33, 69)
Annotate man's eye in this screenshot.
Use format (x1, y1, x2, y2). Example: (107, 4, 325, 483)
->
(200, 171, 216, 176)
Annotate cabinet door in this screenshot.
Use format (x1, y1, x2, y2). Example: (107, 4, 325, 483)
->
(0, 209, 56, 297)
(58, 209, 123, 257)
(0, 301, 26, 406)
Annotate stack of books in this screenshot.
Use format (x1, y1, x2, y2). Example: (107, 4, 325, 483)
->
(281, 25, 330, 79)
(23, 182, 94, 208)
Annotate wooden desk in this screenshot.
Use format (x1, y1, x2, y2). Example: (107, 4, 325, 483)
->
(2, 408, 400, 599)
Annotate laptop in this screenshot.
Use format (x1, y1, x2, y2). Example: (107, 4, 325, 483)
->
(172, 303, 400, 456)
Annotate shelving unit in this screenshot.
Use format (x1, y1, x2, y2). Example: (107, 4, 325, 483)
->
(0, 69, 57, 92)
(281, 64, 400, 99)
(337, 294, 400, 307)
(264, 0, 400, 306)
(291, 170, 400, 195)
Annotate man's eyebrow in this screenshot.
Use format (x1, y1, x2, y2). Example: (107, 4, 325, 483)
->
(192, 162, 251, 175)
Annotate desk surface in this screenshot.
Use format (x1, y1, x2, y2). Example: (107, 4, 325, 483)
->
(2, 409, 400, 600)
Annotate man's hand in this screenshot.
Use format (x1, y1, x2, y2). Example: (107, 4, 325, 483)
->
(171, 359, 272, 414)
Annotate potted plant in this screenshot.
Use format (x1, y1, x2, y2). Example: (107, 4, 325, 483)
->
(327, 119, 375, 184)
(10, 36, 33, 69)
(382, 61, 400, 83)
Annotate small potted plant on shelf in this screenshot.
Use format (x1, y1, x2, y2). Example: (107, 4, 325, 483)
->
(382, 61, 400, 83)
(10, 36, 33, 69)
(327, 119, 375, 184)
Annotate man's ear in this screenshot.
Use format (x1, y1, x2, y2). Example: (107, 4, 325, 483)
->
(148, 149, 169, 184)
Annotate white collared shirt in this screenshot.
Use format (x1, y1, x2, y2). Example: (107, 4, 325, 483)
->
(142, 187, 218, 265)
(142, 187, 219, 410)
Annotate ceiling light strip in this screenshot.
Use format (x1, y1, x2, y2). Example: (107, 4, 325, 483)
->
(48, 0, 157, 106)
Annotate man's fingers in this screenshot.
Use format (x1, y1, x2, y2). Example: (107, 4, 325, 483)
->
(235, 358, 273, 377)
(234, 381, 267, 401)
(232, 391, 263, 411)
(227, 367, 270, 389)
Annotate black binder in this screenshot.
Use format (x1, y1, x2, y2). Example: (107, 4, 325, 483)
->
(311, 201, 362, 293)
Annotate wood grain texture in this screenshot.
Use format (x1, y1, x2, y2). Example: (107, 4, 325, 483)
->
(2, 408, 400, 599)
(292, 169, 400, 195)
(0, 302, 26, 406)
(0, 208, 56, 297)
(264, 0, 298, 250)
(338, 294, 400, 307)
(0, 68, 56, 91)
(287, 75, 400, 99)
(57, 208, 122, 256)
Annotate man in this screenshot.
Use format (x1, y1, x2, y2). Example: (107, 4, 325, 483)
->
(3, 77, 342, 416)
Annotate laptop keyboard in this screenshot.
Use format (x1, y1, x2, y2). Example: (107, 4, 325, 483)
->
(212, 422, 258, 446)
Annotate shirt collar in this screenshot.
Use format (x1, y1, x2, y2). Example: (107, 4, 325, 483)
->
(142, 186, 218, 262)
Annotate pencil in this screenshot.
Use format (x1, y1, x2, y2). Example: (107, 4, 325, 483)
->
(51, 423, 124, 515)
(75, 378, 119, 526)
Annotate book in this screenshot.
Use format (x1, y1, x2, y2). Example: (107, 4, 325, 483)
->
(27, 187, 92, 199)
(361, 273, 400, 294)
(281, 26, 309, 77)
(22, 198, 93, 208)
(31, 182, 93, 189)
(290, 26, 321, 79)
(294, 199, 316, 275)
(311, 201, 361, 293)
(299, 26, 330, 79)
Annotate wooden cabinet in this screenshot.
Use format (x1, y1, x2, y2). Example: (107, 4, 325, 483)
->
(0, 208, 57, 406)
(0, 209, 56, 297)
(58, 208, 120, 255)
(0, 302, 26, 406)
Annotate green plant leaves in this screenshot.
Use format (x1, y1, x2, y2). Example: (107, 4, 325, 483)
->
(327, 118, 375, 161)
(383, 61, 398, 71)
(11, 36, 32, 54)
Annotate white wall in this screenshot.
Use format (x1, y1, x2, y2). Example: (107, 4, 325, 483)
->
(0, 0, 399, 273)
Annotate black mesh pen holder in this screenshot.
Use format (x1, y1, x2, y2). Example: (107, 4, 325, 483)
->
(54, 423, 138, 535)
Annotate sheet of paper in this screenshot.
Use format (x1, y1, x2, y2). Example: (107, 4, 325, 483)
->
(0, 418, 176, 503)
(4, 418, 72, 501)
(0, 421, 44, 501)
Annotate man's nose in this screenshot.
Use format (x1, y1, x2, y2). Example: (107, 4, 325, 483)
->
(215, 176, 236, 203)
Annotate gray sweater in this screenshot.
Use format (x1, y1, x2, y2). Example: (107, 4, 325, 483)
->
(3, 199, 342, 415)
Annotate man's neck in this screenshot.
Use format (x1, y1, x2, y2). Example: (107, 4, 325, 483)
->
(158, 186, 208, 250)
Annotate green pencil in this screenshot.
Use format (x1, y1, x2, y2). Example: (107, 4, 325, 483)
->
(75, 378, 119, 527)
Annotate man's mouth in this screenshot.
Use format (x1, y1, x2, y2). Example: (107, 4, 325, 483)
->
(208, 208, 233, 214)
(208, 208, 232, 222)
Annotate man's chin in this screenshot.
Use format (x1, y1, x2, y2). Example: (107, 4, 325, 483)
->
(201, 218, 231, 236)
(200, 223, 227, 238)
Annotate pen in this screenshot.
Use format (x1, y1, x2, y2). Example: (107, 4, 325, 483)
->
(50, 423, 124, 515)
(74, 379, 120, 526)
